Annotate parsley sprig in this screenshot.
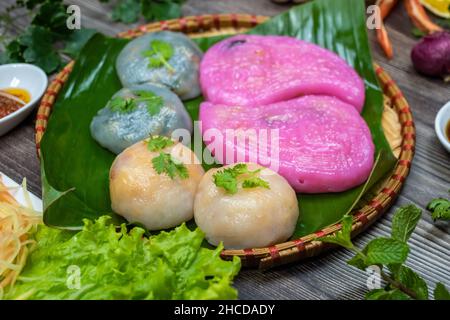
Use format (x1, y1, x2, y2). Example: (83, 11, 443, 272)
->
(109, 90, 163, 115)
(427, 192, 450, 221)
(147, 135, 174, 152)
(152, 152, 188, 180)
(319, 205, 450, 300)
(213, 163, 270, 195)
(147, 136, 188, 180)
(141, 39, 175, 72)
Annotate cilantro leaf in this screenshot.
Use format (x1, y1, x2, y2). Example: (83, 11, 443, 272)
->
(318, 215, 354, 250)
(111, 0, 141, 24)
(242, 177, 270, 190)
(152, 152, 188, 180)
(427, 198, 450, 221)
(434, 283, 450, 300)
(141, 39, 175, 72)
(63, 29, 97, 58)
(213, 164, 270, 194)
(213, 169, 239, 194)
(134, 90, 164, 116)
(141, 0, 183, 21)
(18, 25, 61, 73)
(109, 96, 137, 113)
(391, 205, 421, 243)
(31, 0, 70, 37)
(147, 136, 174, 152)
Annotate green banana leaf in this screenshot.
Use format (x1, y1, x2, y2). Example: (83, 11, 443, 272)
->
(41, 0, 397, 234)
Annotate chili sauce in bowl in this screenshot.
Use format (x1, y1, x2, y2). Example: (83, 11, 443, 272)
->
(0, 88, 31, 119)
(0, 64, 47, 136)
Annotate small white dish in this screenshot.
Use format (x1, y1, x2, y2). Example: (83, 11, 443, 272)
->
(435, 101, 450, 153)
(0, 63, 48, 136)
(0, 172, 43, 212)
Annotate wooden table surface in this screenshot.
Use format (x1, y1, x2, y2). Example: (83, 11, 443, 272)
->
(0, 0, 449, 300)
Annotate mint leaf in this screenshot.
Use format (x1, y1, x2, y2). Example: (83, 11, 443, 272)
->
(397, 266, 429, 300)
(427, 198, 450, 221)
(434, 283, 450, 300)
(142, 39, 174, 72)
(147, 136, 174, 152)
(347, 251, 367, 270)
(366, 289, 410, 300)
(364, 238, 409, 266)
(152, 152, 188, 180)
(388, 263, 402, 278)
(391, 205, 422, 243)
(318, 215, 354, 250)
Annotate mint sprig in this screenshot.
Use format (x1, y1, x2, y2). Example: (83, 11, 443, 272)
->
(318, 205, 450, 300)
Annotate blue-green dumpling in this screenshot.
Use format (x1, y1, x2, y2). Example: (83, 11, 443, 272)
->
(90, 84, 192, 154)
(116, 31, 202, 100)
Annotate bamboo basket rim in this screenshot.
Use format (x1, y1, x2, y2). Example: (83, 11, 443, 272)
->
(34, 13, 415, 270)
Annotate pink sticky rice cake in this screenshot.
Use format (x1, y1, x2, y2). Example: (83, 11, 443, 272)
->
(199, 95, 375, 193)
(200, 35, 366, 112)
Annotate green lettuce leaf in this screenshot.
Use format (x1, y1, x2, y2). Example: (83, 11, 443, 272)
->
(4, 217, 240, 300)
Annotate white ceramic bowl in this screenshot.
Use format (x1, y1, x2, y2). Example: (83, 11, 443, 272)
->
(0, 63, 48, 136)
(435, 101, 450, 153)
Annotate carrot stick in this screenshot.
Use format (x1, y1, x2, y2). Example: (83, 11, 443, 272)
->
(375, 0, 397, 59)
(404, 0, 443, 33)
(376, 0, 398, 19)
(377, 24, 394, 59)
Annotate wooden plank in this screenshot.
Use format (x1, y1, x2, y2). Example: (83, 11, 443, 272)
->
(0, 0, 449, 300)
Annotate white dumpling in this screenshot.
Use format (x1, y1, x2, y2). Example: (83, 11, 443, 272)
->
(110, 138, 204, 230)
(194, 163, 299, 249)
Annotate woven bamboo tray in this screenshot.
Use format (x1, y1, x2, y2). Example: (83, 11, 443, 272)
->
(35, 14, 415, 270)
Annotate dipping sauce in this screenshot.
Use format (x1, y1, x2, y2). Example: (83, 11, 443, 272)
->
(0, 88, 31, 119)
(446, 120, 450, 142)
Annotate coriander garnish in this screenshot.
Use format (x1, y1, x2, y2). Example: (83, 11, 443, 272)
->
(108, 90, 164, 116)
(109, 96, 136, 113)
(152, 152, 188, 180)
(141, 39, 175, 72)
(427, 197, 450, 221)
(147, 135, 174, 152)
(213, 163, 270, 194)
(147, 136, 188, 180)
(133, 90, 164, 116)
